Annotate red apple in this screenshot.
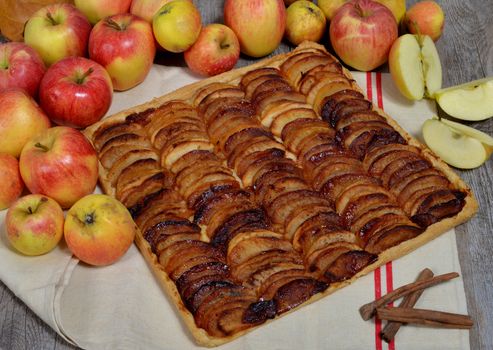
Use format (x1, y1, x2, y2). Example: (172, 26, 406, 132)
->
(184, 24, 240, 77)
(19, 126, 99, 209)
(74, 0, 132, 25)
(0, 89, 51, 157)
(89, 14, 156, 91)
(0, 153, 24, 210)
(224, 0, 286, 58)
(64, 194, 136, 266)
(405, 1, 445, 42)
(24, 3, 91, 67)
(6, 194, 64, 256)
(39, 57, 113, 128)
(0, 42, 46, 97)
(329, 0, 398, 71)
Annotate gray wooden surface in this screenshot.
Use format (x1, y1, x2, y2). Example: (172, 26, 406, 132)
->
(1, 0, 492, 349)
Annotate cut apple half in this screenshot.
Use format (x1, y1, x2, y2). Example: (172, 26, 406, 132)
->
(435, 77, 493, 121)
(422, 117, 492, 169)
(389, 34, 442, 100)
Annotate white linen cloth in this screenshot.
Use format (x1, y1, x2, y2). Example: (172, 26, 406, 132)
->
(0, 67, 471, 350)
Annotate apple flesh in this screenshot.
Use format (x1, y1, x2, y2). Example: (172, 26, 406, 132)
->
(152, 0, 202, 53)
(0, 89, 51, 157)
(388, 34, 442, 100)
(24, 3, 91, 67)
(64, 194, 137, 266)
(0, 42, 46, 97)
(6, 194, 64, 256)
(435, 77, 493, 121)
(19, 126, 99, 209)
(39, 57, 113, 128)
(89, 14, 156, 91)
(184, 24, 240, 77)
(422, 118, 492, 169)
(329, 0, 398, 71)
(224, 0, 286, 58)
(74, 0, 132, 25)
(0, 154, 24, 210)
(285, 1, 326, 46)
(405, 0, 445, 42)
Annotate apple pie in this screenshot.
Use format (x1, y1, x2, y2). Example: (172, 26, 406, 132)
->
(84, 42, 477, 347)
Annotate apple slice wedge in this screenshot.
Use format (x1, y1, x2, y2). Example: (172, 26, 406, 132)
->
(435, 77, 493, 121)
(422, 117, 492, 169)
(389, 34, 442, 100)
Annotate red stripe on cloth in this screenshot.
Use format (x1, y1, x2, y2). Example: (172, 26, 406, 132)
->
(367, 71, 383, 350)
(374, 267, 383, 350)
(376, 72, 396, 350)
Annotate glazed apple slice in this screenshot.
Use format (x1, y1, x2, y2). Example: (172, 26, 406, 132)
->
(435, 77, 493, 121)
(422, 117, 492, 169)
(389, 34, 442, 100)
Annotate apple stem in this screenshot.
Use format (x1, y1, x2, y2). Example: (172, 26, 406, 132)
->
(46, 12, 58, 26)
(105, 18, 125, 31)
(84, 213, 95, 225)
(220, 41, 230, 50)
(355, 2, 370, 17)
(27, 206, 33, 215)
(34, 142, 50, 152)
(76, 67, 94, 84)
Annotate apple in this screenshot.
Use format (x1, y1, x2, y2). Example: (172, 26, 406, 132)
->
(89, 14, 156, 91)
(152, 0, 202, 53)
(130, 0, 191, 22)
(24, 3, 91, 67)
(184, 24, 240, 77)
(0, 89, 51, 157)
(19, 126, 99, 209)
(388, 34, 442, 100)
(329, 0, 398, 71)
(318, 0, 404, 22)
(285, 1, 326, 46)
(317, 0, 349, 20)
(39, 57, 113, 128)
(6, 194, 64, 256)
(376, 0, 406, 23)
(224, 0, 286, 58)
(64, 194, 137, 266)
(0, 42, 46, 97)
(0, 154, 24, 210)
(434, 77, 493, 121)
(405, 1, 445, 42)
(74, 0, 132, 25)
(439, 117, 493, 150)
(422, 117, 492, 169)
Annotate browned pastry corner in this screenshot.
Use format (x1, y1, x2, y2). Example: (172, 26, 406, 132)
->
(83, 41, 478, 347)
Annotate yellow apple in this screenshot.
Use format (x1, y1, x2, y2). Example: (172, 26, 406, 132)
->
(317, 0, 350, 20)
(388, 34, 441, 100)
(435, 77, 493, 121)
(152, 0, 202, 53)
(285, 1, 326, 45)
(64, 194, 137, 266)
(376, 0, 405, 23)
(422, 117, 492, 169)
(6, 194, 64, 256)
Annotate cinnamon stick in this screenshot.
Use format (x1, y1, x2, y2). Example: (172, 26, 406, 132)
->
(380, 268, 434, 343)
(359, 271, 459, 320)
(376, 307, 473, 329)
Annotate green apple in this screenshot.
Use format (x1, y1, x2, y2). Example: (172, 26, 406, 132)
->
(435, 77, 493, 121)
(422, 117, 492, 169)
(388, 33, 442, 100)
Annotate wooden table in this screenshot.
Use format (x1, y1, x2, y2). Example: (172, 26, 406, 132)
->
(1, 1, 492, 349)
